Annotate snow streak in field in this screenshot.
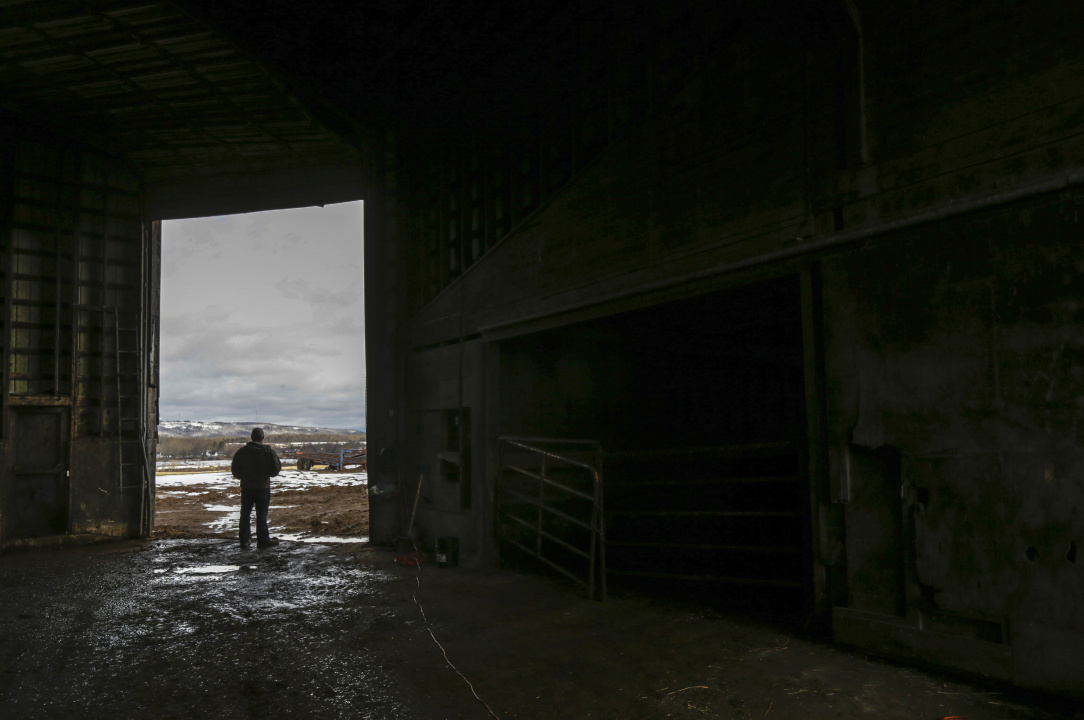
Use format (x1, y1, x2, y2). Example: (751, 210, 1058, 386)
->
(156, 469, 367, 490)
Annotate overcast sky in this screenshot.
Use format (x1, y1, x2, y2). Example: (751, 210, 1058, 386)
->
(160, 201, 365, 430)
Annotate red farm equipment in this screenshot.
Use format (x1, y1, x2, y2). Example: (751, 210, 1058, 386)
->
(294, 448, 366, 472)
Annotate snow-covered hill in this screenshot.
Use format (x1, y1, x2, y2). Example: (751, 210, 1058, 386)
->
(158, 420, 364, 438)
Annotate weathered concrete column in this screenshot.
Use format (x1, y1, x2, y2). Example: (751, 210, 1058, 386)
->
(365, 132, 406, 543)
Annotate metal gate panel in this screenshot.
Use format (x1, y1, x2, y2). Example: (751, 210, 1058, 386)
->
(496, 436, 606, 600)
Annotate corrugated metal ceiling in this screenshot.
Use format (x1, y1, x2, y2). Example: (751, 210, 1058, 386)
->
(0, 0, 360, 190)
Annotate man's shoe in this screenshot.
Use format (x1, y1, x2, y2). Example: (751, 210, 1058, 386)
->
(257, 537, 280, 548)
(239, 540, 251, 549)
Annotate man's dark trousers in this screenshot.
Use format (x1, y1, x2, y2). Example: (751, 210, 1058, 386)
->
(240, 487, 271, 546)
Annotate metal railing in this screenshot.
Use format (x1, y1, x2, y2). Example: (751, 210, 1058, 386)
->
(496, 436, 606, 600)
(602, 440, 807, 591)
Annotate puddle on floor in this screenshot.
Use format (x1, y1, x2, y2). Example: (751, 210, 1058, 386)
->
(273, 533, 369, 544)
(174, 565, 248, 574)
(203, 504, 238, 534)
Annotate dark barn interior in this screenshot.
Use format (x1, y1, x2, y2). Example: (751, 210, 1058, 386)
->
(495, 277, 810, 613)
(2, 0, 1084, 710)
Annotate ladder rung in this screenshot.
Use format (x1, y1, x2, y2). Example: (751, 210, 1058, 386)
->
(610, 476, 801, 487)
(605, 540, 802, 554)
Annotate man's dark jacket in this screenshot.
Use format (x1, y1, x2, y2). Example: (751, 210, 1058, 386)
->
(231, 441, 282, 490)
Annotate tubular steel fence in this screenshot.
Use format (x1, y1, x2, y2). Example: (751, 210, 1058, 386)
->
(496, 436, 606, 601)
(602, 440, 808, 596)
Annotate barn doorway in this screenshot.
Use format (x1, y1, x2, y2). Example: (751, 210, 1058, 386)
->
(497, 275, 810, 618)
(155, 202, 368, 542)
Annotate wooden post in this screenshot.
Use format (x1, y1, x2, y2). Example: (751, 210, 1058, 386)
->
(801, 265, 829, 626)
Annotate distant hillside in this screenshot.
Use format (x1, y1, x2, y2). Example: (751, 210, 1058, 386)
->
(159, 420, 364, 439)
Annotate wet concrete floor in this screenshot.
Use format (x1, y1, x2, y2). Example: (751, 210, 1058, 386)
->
(0, 539, 1080, 720)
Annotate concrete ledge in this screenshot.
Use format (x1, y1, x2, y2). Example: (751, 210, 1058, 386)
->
(0, 533, 124, 554)
(1011, 621, 1084, 698)
(833, 606, 1013, 682)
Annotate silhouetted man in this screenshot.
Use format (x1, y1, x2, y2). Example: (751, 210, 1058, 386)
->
(231, 427, 282, 548)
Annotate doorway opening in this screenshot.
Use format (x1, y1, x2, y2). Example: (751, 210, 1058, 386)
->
(497, 275, 810, 619)
(4, 406, 70, 538)
(155, 201, 367, 543)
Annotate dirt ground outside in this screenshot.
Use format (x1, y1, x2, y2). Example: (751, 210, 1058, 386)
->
(152, 465, 369, 541)
(0, 470, 1080, 718)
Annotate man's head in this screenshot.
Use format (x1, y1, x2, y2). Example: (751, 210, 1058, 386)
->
(251, 427, 265, 442)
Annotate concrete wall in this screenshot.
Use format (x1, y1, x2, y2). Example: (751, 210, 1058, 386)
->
(377, 0, 1084, 696)
(406, 1, 817, 346)
(401, 340, 486, 559)
(824, 190, 1084, 695)
(0, 125, 157, 545)
(405, 0, 1084, 345)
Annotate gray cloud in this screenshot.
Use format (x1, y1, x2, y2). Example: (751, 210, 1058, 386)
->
(275, 277, 360, 308)
(248, 215, 271, 239)
(160, 202, 365, 429)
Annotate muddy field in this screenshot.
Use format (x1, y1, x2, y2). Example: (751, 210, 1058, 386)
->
(153, 466, 368, 541)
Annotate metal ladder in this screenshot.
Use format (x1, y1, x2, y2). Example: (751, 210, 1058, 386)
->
(109, 308, 151, 530)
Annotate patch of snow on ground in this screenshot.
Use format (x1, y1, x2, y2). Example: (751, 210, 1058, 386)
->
(156, 469, 366, 490)
(158, 459, 300, 470)
(274, 533, 368, 544)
